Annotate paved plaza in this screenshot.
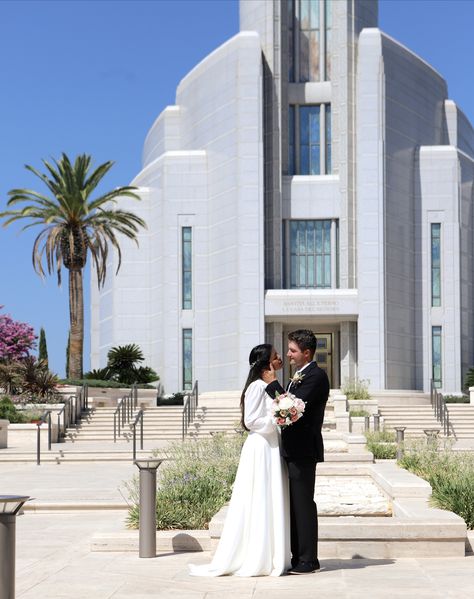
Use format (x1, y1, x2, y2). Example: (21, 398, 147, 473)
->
(0, 461, 472, 598)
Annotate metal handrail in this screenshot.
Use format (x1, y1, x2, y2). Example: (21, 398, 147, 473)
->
(56, 396, 72, 441)
(131, 409, 144, 461)
(56, 384, 89, 442)
(182, 380, 199, 440)
(113, 384, 138, 442)
(36, 410, 52, 465)
(430, 380, 456, 438)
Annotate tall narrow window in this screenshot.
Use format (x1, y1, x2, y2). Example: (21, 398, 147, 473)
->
(290, 220, 332, 288)
(289, 105, 295, 175)
(288, 0, 331, 82)
(431, 223, 441, 307)
(288, 0, 295, 82)
(432, 326, 442, 388)
(300, 105, 320, 175)
(182, 227, 192, 310)
(299, 0, 320, 82)
(289, 104, 331, 175)
(182, 329, 192, 390)
(325, 0, 332, 78)
(325, 104, 331, 173)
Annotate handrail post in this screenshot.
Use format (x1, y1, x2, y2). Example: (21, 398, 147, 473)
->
(140, 413, 144, 450)
(47, 411, 52, 451)
(36, 423, 41, 465)
(133, 424, 137, 462)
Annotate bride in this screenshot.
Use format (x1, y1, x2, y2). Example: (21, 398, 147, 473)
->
(189, 343, 291, 577)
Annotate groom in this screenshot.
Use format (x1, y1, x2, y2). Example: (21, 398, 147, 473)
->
(263, 329, 330, 574)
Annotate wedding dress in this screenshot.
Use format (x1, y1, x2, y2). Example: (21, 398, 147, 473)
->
(189, 378, 291, 577)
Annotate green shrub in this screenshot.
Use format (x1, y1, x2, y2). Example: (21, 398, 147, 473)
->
(341, 378, 371, 400)
(0, 397, 26, 423)
(365, 430, 397, 459)
(350, 409, 370, 417)
(399, 442, 474, 529)
(156, 392, 184, 406)
(464, 367, 474, 390)
(443, 394, 469, 403)
(125, 432, 246, 530)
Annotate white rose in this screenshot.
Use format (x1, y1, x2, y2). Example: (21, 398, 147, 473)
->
(278, 396, 293, 410)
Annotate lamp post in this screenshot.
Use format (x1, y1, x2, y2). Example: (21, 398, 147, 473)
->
(0, 495, 30, 599)
(394, 427, 406, 461)
(134, 459, 162, 558)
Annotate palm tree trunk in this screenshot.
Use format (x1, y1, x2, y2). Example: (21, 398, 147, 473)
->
(68, 268, 83, 379)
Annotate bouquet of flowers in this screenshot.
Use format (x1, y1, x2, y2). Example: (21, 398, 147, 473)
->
(271, 392, 305, 428)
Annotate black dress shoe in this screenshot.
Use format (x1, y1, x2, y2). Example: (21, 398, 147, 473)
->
(288, 560, 320, 575)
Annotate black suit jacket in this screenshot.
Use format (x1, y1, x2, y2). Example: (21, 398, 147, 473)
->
(266, 361, 330, 462)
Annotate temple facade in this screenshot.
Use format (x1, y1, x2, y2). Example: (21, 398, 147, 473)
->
(91, 0, 474, 394)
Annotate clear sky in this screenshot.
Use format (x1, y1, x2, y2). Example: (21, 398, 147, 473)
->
(1, 0, 473, 378)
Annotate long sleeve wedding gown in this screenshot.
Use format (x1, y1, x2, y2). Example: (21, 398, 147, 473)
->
(189, 378, 291, 577)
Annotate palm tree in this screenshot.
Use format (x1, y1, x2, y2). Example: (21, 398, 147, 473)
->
(0, 153, 146, 379)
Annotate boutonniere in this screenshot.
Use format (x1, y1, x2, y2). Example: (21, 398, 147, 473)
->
(290, 372, 305, 386)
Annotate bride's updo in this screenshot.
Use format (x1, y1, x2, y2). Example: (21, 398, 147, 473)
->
(240, 343, 273, 431)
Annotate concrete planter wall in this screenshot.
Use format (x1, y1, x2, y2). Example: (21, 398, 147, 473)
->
(348, 399, 379, 414)
(88, 387, 157, 408)
(7, 421, 59, 448)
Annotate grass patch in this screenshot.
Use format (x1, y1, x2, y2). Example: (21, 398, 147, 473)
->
(60, 378, 155, 389)
(341, 378, 371, 400)
(365, 430, 397, 459)
(349, 409, 370, 417)
(399, 442, 474, 529)
(443, 394, 469, 403)
(124, 432, 246, 530)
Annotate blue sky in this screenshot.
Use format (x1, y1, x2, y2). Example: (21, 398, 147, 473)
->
(1, 0, 473, 377)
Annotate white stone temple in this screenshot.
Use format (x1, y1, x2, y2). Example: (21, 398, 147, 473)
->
(91, 0, 474, 394)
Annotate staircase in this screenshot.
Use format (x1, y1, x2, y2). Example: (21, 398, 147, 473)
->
(446, 404, 474, 439)
(378, 404, 446, 438)
(65, 405, 243, 443)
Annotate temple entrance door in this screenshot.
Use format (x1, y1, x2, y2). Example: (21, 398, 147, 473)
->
(314, 333, 332, 386)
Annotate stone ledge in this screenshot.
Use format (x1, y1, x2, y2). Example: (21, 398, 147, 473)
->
(91, 516, 467, 558)
(92, 530, 215, 552)
(369, 462, 432, 499)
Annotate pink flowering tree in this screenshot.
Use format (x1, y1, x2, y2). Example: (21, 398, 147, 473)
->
(0, 306, 37, 362)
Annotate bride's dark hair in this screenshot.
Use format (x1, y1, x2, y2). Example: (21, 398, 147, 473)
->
(240, 343, 273, 431)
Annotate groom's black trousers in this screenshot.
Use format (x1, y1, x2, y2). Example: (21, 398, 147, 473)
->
(286, 457, 318, 564)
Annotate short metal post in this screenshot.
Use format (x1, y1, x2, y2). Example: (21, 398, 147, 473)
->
(134, 460, 162, 558)
(373, 414, 380, 432)
(364, 415, 370, 431)
(0, 514, 16, 598)
(140, 416, 144, 450)
(424, 428, 440, 448)
(395, 426, 406, 461)
(0, 496, 30, 599)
